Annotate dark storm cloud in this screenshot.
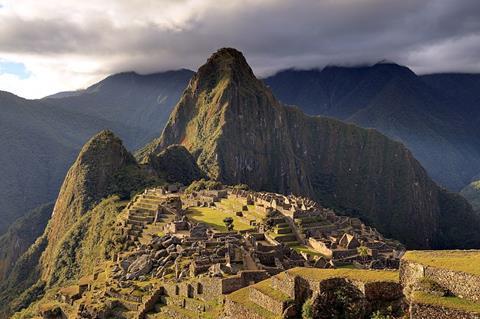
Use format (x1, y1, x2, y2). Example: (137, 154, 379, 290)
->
(1, 0, 480, 76)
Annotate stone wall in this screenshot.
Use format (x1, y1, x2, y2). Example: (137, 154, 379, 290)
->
(400, 259, 480, 302)
(410, 302, 480, 319)
(198, 277, 223, 300)
(222, 270, 269, 294)
(248, 287, 290, 315)
(224, 299, 270, 319)
(363, 281, 404, 302)
(308, 238, 333, 257)
(271, 272, 296, 298)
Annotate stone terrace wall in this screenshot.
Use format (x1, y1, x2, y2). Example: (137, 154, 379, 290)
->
(271, 272, 296, 298)
(198, 277, 223, 301)
(410, 302, 480, 319)
(400, 259, 480, 302)
(222, 270, 269, 294)
(224, 299, 270, 319)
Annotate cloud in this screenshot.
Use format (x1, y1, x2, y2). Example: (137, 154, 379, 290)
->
(0, 0, 479, 98)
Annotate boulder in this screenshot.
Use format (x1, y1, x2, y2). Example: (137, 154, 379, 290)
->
(126, 254, 153, 280)
(154, 249, 168, 260)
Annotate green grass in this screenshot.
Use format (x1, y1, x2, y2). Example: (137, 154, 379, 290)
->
(253, 279, 291, 302)
(290, 245, 324, 257)
(403, 250, 480, 275)
(287, 267, 399, 283)
(156, 304, 198, 318)
(412, 291, 480, 314)
(219, 199, 266, 219)
(227, 287, 280, 319)
(187, 207, 253, 231)
(267, 231, 297, 242)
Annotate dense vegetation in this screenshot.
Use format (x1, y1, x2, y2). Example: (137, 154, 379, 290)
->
(265, 67, 480, 192)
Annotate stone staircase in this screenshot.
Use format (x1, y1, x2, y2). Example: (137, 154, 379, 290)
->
(225, 275, 295, 319)
(125, 190, 174, 244)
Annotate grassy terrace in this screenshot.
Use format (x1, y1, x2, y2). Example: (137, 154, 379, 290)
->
(412, 291, 480, 314)
(403, 250, 480, 275)
(253, 278, 292, 302)
(218, 198, 266, 219)
(187, 207, 253, 231)
(227, 287, 280, 319)
(290, 245, 324, 257)
(287, 267, 399, 283)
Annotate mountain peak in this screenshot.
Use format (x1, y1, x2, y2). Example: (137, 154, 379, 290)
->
(195, 48, 257, 90)
(206, 47, 250, 67)
(77, 129, 133, 164)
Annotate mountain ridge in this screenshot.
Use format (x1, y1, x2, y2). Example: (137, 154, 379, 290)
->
(0, 69, 192, 236)
(264, 65, 480, 191)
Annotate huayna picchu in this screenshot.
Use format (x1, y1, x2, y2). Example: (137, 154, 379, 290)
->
(139, 48, 480, 250)
(2, 48, 480, 319)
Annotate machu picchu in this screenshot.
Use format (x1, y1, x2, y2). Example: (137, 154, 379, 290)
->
(2, 12, 480, 319)
(1, 182, 405, 318)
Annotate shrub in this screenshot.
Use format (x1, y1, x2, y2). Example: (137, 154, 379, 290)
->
(371, 310, 393, 319)
(302, 297, 314, 319)
(415, 278, 449, 297)
(185, 179, 222, 193)
(233, 184, 249, 190)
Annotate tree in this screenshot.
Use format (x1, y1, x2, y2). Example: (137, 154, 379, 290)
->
(357, 246, 369, 262)
(223, 217, 234, 231)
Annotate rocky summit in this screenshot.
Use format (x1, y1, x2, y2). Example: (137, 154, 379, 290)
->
(140, 48, 480, 250)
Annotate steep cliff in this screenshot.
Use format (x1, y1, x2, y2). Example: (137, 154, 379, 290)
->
(141, 48, 480, 249)
(0, 203, 53, 282)
(265, 67, 480, 191)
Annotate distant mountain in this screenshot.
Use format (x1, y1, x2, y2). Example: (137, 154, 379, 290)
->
(264, 66, 480, 191)
(44, 69, 194, 148)
(141, 48, 480, 249)
(0, 70, 192, 235)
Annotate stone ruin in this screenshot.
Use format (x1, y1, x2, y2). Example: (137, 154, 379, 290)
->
(230, 188, 405, 270)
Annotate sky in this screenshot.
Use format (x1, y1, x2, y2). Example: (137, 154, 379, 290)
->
(0, 0, 479, 99)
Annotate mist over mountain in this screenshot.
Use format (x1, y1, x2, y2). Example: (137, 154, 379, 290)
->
(264, 65, 480, 191)
(0, 70, 192, 235)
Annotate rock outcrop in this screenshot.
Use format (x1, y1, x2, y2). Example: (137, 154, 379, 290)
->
(140, 48, 480, 249)
(149, 144, 204, 185)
